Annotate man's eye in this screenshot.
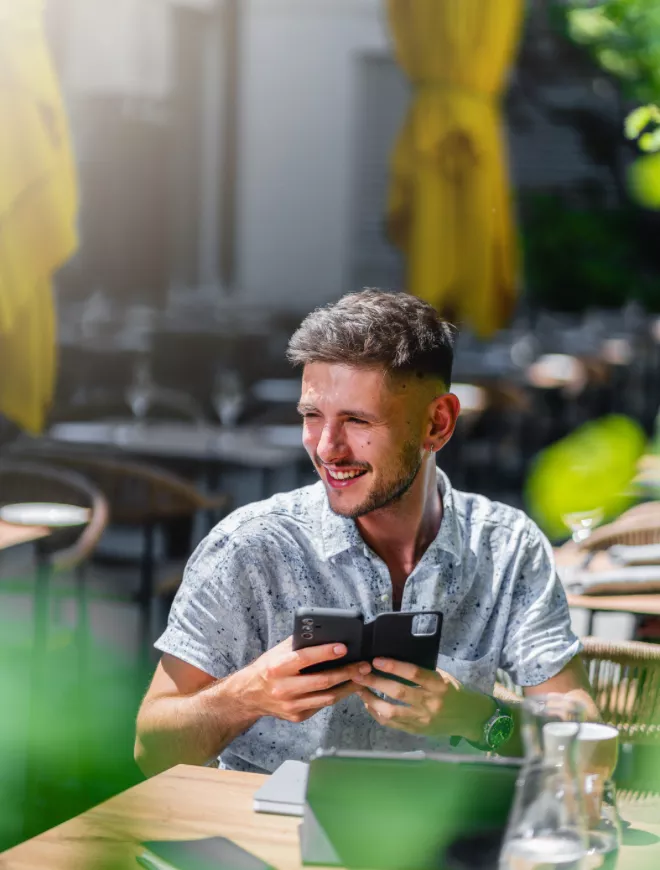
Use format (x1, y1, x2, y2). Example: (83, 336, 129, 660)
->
(347, 417, 367, 425)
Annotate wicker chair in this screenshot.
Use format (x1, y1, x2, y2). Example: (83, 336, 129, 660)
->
(496, 638, 660, 746)
(6, 447, 230, 655)
(0, 460, 108, 571)
(581, 637, 660, 745)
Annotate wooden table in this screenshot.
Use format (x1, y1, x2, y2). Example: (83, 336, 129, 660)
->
(2, 765, 660, 870)
(0, 520, 49, 552)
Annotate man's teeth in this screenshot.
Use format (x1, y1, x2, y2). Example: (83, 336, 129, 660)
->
(328, 469, 365, 480)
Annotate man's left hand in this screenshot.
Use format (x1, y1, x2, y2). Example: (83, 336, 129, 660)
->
(353, 657, 494, 742)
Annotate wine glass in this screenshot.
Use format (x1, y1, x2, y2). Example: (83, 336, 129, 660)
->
(126, 359, 154, 422)
(212, 370, 245, 427)
(561, 508, 604, 546)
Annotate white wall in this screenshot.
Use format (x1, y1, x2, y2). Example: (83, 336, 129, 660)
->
(235, 0, 391, 311)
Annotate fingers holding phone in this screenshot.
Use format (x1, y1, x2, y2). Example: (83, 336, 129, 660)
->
(238, 636, 371, 724)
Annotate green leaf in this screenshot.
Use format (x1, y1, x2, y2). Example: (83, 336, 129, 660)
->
(628, 152, 660, 208)
(625, 105, 654, 139)
(639, 127, 660, 152)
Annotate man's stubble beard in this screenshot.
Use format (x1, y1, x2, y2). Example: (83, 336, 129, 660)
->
(326, 438, 423, 520)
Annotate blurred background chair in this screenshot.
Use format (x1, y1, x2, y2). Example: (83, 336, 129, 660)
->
(0, 460, 108, 574)
(0, 459, 109, 674)
(581, 637, 660, 746)
(5, 447, 229, 657)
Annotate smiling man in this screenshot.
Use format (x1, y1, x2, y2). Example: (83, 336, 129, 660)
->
(135, 290, 595, 777)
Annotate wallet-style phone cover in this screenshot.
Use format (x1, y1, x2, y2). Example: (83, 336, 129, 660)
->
(293, 609, 443, 675)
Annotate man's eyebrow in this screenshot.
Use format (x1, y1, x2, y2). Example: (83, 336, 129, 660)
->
(296, 404, 379, 422)
(339, 408, 379, 421)
(297, 403, 318, 414)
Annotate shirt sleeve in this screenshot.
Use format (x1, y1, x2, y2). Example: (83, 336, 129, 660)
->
(499, 519, 582, 687)
(154, 528, 267, 680)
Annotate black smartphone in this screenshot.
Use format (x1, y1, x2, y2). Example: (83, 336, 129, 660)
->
(292, 608, 443, 677)
(293, 608, 364, 674)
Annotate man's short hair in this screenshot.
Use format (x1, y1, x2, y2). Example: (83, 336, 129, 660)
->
(287, 289, 456, 387)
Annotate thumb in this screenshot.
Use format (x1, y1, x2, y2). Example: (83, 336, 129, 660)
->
(436, 668, 462, 691)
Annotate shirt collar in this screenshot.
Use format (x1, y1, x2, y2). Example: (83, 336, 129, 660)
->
(319, 467, 463, 563)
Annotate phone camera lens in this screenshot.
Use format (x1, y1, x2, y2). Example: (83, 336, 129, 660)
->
(302, 632, 314, 640)
(302, 618, 314, 626)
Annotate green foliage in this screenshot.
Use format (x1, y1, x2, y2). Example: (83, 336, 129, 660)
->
(0, 607, 144, 852)
(561, 1, 660, 205)
(628, 152, 660, 207)
(565, 1, 660, 105)
(625, 104, 660, 151)
(520, 193, 660, 311)
(525, 414, 646, 541)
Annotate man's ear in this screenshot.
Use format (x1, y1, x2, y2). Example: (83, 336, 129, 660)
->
(427, 393, 460, 451)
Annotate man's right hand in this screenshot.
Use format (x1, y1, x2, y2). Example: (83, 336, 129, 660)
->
(228, 636, 371, 724)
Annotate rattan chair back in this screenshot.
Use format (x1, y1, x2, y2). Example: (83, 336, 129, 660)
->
(0, 460, 108, 570)
(581, 637, 660, 745)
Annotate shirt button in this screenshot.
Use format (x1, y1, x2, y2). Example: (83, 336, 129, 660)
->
(380, 593, 390, 603)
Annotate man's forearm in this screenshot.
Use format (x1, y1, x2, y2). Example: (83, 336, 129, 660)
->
(135, 672, 259, 777)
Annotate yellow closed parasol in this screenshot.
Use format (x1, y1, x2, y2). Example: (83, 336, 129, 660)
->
(386, 0, 524, 337)
(0, 0, 78, 433)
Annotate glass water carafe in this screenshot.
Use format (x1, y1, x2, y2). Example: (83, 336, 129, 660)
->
(499, 695, 589, 870)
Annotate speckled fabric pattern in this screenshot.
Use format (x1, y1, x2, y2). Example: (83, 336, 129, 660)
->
(155, 469, 580, 773)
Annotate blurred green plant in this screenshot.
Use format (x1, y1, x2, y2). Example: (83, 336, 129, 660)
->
(560, 1, 660, 207)
(565, 1, 660, 105)
(520, 192, 659, 310)
(625, 104, 660, 208)
(625, 104, 660, 152)
(0, 601, 144, 854)
(525, 414, 646, 540)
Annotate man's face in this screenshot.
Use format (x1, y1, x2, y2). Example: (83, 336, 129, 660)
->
(298, 363, 427, 519)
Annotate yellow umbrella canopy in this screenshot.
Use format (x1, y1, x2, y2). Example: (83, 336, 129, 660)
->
(386, 0, 524, 337)
(0, 1, 78, 433)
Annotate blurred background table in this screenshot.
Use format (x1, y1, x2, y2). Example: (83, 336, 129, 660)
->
(566, 593, 660, 617)
(42, 421, 309, 501)
(0, 521, 49, 552)
(46, 421, 305, 467)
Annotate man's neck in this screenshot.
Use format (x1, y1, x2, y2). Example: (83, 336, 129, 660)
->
(355, 461, 443, 579)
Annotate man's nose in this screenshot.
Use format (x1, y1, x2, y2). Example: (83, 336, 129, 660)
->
(316, 423, 348, 464)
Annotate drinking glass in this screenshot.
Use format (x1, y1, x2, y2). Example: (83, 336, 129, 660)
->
(582, 775, 621, 870)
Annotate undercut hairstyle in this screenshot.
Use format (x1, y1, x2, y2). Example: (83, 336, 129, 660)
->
(287, 289, 456, 388)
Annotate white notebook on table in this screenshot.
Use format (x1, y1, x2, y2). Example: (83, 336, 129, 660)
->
(252, 759, 309, 817)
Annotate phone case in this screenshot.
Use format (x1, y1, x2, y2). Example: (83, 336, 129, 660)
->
(293, 608, 365, 674)
(293, 608, 443, 675)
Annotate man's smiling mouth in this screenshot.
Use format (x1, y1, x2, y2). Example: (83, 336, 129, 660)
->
(326, 468, 368, 481)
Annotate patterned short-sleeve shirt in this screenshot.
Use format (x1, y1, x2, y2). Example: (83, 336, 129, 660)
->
(155, 469, 580, 773)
